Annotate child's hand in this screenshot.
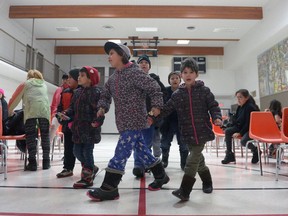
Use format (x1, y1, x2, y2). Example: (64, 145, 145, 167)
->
(150, 107, 160, 117)
(91, 116, 105, 128)
(56, 112, 70, 121)
(214, 118, 222, 126)
(97, 108, 105, 117)
(147, 116, 154, 126)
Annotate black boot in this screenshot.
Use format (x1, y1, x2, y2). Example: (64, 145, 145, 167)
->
(198, 170, 213, 193)
(87, 171, 122, 201)
(180, 150, 188, 171)
(132, 167, 145, 178)
(172, 174, 196, 201)
(25, 158, 37, 171)
(161, 150, 169, 168)
(148, 162, 170, 191)
(42, 159, 51, 170)
(251, 148, 262, 164)
(221, 151, 236, 164)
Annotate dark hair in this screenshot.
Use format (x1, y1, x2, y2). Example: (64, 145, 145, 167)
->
(180, 58, 199, 74)
(269, 99, 282, 117)
(114, 47, 129, 64)
(79, 67, 91, 79)
(62, 74, 68, 80)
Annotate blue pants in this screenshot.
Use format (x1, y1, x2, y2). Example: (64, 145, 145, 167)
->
(106, 130, 160, 175)
(73, 143, 95, 170)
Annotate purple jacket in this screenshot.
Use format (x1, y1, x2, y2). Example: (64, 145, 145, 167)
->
(98, 63, 163, 132)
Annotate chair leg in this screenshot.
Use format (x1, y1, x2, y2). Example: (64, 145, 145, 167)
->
(0, 142, 8, 180)
(257, 142, 263, 176)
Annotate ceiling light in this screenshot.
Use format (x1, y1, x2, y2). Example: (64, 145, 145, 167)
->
(102, 25, 114, 31)
(108, 40, 121, 43)
(213, 27, 237, 33)
(56, 27, 79, 32)
(136, 27, 158, 32)
(177, 40, 190, 45)
(186, 26, 196, 30)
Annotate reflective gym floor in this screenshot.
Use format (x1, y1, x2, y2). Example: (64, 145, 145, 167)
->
(0, 134, 288, 216)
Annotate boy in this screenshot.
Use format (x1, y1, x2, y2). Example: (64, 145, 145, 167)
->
(157, 58, 222, 201)
(87, 42, 169, 201)
(59, 66, 103, 188)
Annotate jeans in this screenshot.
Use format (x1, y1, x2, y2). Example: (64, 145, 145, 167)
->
(73, 143, 95, 170)
(106, 130, 159, 175)
(63, 129, 76, 171)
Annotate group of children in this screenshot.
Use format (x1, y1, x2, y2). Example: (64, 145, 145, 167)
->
(2, 41, 223, 203)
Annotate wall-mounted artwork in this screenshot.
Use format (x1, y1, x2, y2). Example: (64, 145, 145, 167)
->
(258, 37, 288, 97)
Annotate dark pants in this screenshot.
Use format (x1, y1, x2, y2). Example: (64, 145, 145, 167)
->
(63, 129, 76, 170)
(224, 126, 253, 152)
(73, 143, 95, 170)
(25, 118, 50, 160)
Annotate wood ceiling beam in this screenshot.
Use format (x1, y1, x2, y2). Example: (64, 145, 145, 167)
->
(10, 5, 262, 19)
(55, 46, 224, 56)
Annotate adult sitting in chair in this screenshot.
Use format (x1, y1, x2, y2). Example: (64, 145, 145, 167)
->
(221, 89, 260, 164)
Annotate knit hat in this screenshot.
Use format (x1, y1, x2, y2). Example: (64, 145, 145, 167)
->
(104, 42, 131, 60)
(137, 55, 151, 69)
(80, 66, 100, 86)
(68, 68, 80, 82)
(168, 72, 181, 84)
(0, 88, 4, 96)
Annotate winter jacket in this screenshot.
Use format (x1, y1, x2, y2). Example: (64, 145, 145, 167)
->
(8, 78, 50, 123)
(159, 80, 222, 146)
(1, 97, 8, 124)
(98, 62, 163, 132)
(232, 100, 259, 136)
(65, 86, 103, 144)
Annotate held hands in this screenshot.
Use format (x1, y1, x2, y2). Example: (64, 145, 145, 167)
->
(150, 107, 161, 117)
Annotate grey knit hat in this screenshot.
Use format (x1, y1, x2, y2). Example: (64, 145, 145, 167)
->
(68, 68, 80, 81)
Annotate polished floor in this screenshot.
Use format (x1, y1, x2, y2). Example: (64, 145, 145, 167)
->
(0, 134, 288, 216)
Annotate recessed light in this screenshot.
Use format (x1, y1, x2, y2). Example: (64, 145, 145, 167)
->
(102, 25, 114, 31)
(56, 27, 79, 32)
(186, 26, 196, 30)
(177, 40, 190, 45)
(108, 40, 121, 43)
(136, 27, 158, 32)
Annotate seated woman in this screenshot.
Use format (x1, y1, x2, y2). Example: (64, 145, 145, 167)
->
(221, 89, 260, 164)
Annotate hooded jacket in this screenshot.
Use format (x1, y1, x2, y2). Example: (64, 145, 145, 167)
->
(159, 80, 222, 146)
(8, 78, 50, 123)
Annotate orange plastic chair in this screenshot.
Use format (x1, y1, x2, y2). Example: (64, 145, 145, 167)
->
(279, 107, 288, 180)
(0, 105, 25, 180)
(246, 111, 283, 178)
(212, 123, 225, 157)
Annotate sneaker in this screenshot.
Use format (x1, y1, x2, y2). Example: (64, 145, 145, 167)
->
(73, 179, 93, 189)
(56, 169, 73, 178)
(148, 174, 170, 191)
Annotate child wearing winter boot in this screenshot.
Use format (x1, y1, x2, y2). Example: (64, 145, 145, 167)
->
(86, 42, 169, 201)
(155, 58, 222, 201)
(59, 66, 104, 188)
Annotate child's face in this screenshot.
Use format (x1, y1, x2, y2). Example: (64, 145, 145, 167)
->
(67, 75, 78, 89)
(181, 67, 198, 87)
(108, 49, 124, 69)
(78, 72, 91, 87)
(138, 60, 150, 74)
(169, 74, 181, 88)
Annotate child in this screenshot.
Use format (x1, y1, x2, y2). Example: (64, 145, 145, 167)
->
(59, 66, 103, 189)
(9, 70, 50, 171)
(157, 58, 222, 201)
(160, 72, 189, 170)
(56, 69, 80, 178)
(87, 42, 169, 201)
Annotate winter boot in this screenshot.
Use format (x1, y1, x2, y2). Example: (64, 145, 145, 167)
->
(198, 169, 213, 193)
(92, 165, 99, 180)
(251, 148, 262, 164)
(132, 167, 145, 178)
(180, 150, 189, 171)
(42, 159, 51, 170)
(73, 167, 94, 189)
(87, 171, 122, 201)
(148, 162, 170, 191)
(221, 151, 236, 164)
(172, 174, 196, 201)
(25, 158, 37, 171)
(161, 150, 169, 168)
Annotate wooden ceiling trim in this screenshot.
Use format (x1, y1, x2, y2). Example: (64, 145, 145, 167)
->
(55, 46, 224, 56)
(10, 5, 262, 19)
(37, 37, 239, 42)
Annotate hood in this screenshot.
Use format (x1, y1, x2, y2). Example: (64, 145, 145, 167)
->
(27, 78, 45, 87)
(149, 73, 160, 81)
